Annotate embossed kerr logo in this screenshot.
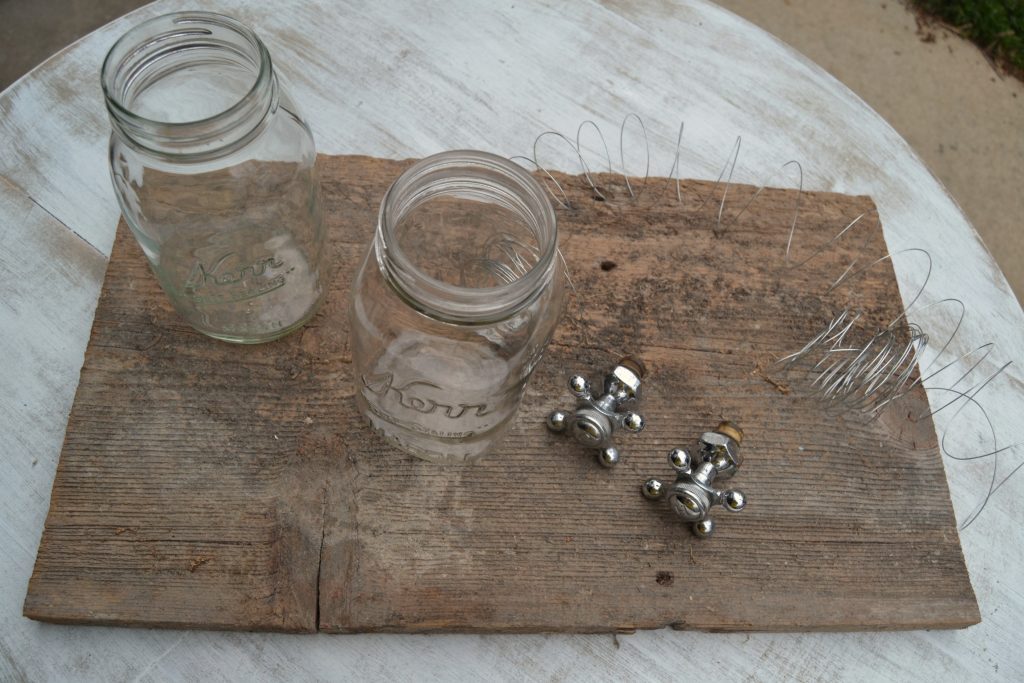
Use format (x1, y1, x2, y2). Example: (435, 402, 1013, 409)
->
(361, 373, 492, 419)
(184, 252, 286, 304)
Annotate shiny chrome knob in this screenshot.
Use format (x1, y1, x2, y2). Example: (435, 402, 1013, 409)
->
(641, 422, 748, 539)
(545, 356, 646, 467)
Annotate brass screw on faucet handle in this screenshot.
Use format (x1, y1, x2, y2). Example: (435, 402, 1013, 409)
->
(617, 355, 646, 381)
(715, 421, 743, 445)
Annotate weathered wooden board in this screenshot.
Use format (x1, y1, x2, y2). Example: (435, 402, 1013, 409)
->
(23, 154, 978, 633)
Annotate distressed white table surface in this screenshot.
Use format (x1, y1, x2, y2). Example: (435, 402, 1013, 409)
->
(2, 0, 1022, 680)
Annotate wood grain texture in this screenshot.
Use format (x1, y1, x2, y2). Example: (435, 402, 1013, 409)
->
(2, 0, 1022, 679)
(21, 233, 329, 630)
(23, 154, 978, 633)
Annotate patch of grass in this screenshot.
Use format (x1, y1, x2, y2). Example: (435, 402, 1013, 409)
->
(912, 0, 1024, 71)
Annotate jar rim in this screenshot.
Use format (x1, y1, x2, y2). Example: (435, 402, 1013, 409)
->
(377, 150, 559, 325)
(101, 11, 273, 154)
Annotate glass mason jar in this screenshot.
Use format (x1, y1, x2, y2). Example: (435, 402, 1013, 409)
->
(350, 151, 566, 463)
(101, 12, 325, 343)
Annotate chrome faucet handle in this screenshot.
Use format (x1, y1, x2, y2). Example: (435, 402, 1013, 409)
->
(641, 422, 747, 538)
(545, 357, 646, 467)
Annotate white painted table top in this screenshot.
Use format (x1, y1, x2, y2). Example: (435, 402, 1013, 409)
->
(2, 0, 1021, 680)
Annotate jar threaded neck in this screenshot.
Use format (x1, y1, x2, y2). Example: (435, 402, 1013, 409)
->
(376, 150, 559, 325)
(101, 11, 275, 158)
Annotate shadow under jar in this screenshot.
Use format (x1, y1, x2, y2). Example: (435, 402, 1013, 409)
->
(102, 11, 326, 343)
(350, 151, 566, 463)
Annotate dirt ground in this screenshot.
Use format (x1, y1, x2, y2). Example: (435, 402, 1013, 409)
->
(1, 0, 1021, 301)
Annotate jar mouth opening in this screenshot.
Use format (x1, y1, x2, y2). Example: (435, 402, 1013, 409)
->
(378, 150, 559, 324)
(101, 11, 272, 149)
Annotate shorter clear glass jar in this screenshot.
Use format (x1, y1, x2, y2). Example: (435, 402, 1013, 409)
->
(350, 151, 565, 463)
(102, 12, 326, 343)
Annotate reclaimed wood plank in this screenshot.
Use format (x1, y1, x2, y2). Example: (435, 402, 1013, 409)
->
(24, 155, 978, 633)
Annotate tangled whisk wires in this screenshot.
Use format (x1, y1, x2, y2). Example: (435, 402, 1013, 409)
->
(459, 233, 540, 287)
(777, 308, 926, 417)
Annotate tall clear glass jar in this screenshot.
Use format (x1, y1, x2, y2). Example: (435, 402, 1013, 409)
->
(350, 151, 565, 463)
(101, 11, 325, 343)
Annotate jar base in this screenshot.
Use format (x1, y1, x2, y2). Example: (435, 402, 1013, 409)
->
(193, 295, 324, 344)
